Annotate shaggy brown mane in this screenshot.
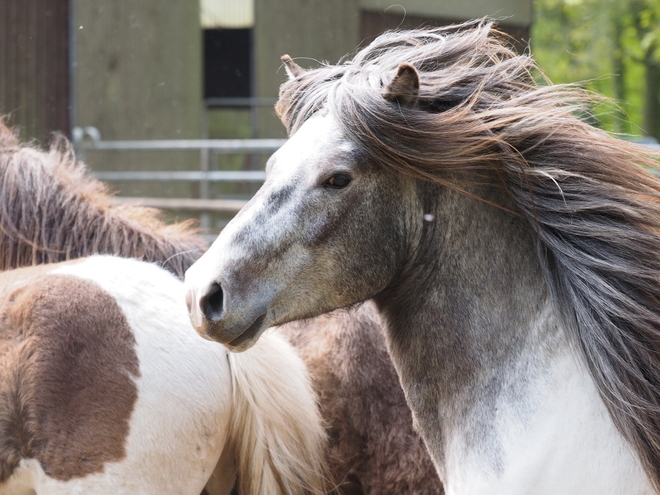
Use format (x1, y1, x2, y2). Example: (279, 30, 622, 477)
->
(0, 121, 207, 278)
(276, 19, 660, 490)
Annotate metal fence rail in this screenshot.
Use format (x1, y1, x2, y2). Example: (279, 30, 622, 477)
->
(77, 138, 286, 152)
(73, 133, 286, 217)
(94, 170, 266, 182)
(108, 196, 249, 213)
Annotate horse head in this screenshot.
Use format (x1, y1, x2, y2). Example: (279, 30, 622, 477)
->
(184, 91, 418, 350)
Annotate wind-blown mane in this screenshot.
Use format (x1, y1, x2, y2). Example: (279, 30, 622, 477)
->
(276, 19, 660, 490)
(0, 121, 207, 278)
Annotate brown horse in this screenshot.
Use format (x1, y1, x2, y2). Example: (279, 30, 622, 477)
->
(185, 19, 660, 494)
(279, 303, 440, 494)
(0, 122, 442, 494)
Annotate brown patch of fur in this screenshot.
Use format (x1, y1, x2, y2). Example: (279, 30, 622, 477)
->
(0, 267, 139, 481)
(278, 303, 443, 495)
(0, 120, 207, 278)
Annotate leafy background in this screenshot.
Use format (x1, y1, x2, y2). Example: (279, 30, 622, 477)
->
(532, 0, 660, 139)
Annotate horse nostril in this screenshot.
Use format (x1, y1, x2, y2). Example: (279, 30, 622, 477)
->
(200, 282, 224, 322)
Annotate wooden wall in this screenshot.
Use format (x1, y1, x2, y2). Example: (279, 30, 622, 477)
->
(0, 0, 70, 142)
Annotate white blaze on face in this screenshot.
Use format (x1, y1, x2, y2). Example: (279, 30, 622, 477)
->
(270, 111, 350, 184)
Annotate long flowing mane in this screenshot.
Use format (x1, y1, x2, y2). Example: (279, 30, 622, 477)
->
(0, 121, 207, 278)
(276, 19, 660, 489)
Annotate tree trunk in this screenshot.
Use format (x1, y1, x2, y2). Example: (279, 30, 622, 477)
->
(612, 18, 628, 134)
(644, 51, 660, 141)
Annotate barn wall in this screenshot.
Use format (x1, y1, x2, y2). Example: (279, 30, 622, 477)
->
(72, 0, 203, 199)
(360, 0, 533, 26)
(253, 0, 361, 138)
(72, 0, 202, 142)
(360, 11, 530, 53)
(0, 0, 69, 143)
(253, 0, 532, 138)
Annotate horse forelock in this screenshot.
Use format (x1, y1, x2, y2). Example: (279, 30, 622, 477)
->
(277, 18, 660, 489)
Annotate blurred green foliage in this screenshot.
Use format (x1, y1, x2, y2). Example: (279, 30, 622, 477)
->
(531, 0, 660, 139)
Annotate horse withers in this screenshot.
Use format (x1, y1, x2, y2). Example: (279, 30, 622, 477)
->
(186, 19, 660, 494)
(0, 256, 326, 495)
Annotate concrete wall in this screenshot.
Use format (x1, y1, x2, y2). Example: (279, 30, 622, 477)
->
(253, 0, 361, 137)
(73, 0, 202, 141)
(72, 0, 203, 198)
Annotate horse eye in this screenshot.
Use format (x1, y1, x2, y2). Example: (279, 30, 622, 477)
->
(325, 173, 352, 189)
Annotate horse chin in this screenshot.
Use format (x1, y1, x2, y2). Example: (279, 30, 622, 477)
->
(224, 314, 268, 353)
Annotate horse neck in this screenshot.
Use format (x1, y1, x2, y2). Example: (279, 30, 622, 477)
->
(0, 176, 207, 278)
(373, 181, 651, 493)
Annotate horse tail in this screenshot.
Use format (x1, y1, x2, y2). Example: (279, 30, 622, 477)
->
(226, 331, 328, 495)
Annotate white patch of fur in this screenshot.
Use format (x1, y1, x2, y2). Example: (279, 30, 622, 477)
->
(444, 341, 654, 495)
(52, 256, 232, 494)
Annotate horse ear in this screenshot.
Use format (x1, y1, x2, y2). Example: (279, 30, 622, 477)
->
(383, 63, 419, 108)
(281, 55, 305, 80)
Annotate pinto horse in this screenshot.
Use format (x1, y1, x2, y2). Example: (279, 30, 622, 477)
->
(0, 256, 326, 495)
(186, 19, 660, 494)
(0, 122, 442, 493)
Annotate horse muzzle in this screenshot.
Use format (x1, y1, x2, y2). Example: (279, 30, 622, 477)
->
(185, 279, 269, 352)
